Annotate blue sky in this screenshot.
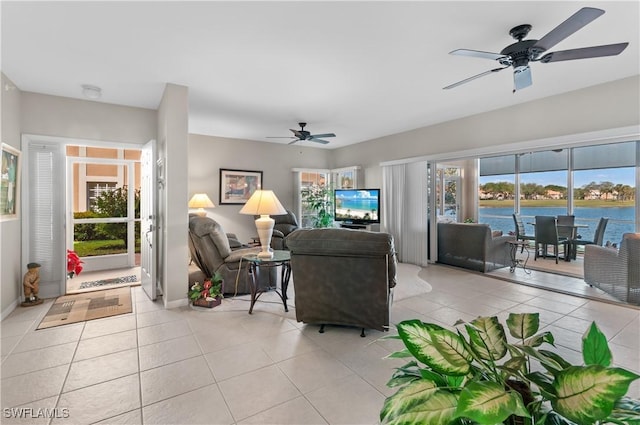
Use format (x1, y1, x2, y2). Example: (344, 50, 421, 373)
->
(480, 168, 636, 187)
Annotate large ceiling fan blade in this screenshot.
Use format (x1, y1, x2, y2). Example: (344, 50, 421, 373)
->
(309, 138, 330, 145)
(533, 7, 604, 53)
(443, 66, 509, 90)
(513, 66, 532, 91)
(450, 49, 506, 61)
(309, 133, 336, 139)
(538, 42, 629, 63)
(266, 136, 295, 139)
(287, 139, 302, 145)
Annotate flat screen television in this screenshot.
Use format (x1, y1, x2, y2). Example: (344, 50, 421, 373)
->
(334, 188, 381, 224)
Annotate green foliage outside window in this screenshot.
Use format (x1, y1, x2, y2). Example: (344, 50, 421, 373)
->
(301, 184, 334, 228)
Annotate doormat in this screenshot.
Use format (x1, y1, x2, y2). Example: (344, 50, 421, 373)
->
(37, 287, 132, 330)
(79, 274, 139, 289)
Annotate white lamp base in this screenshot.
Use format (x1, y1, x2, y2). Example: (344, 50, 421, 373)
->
(255, 215, 275, 258)
(194, 208, 207, 217)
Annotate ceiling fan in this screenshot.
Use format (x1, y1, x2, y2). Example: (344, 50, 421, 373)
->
(443, 7, 629, 92)
(267, 122, 336, 145)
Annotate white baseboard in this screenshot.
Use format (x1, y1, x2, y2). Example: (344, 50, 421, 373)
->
(1, 298, 19, 321)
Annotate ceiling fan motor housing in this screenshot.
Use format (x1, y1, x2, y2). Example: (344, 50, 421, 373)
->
(500, 39, 541, 67)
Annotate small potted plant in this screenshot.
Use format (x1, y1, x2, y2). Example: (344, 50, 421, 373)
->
(67, 249, 84, 279)
(189, 272, 224, 308)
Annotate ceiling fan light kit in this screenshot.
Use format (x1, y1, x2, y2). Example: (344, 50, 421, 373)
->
(444, 7, 629, 92)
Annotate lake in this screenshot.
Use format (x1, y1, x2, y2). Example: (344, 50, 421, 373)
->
(479, 206, 636, 245)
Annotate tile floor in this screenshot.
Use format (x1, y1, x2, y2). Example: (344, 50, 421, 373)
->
(1, 264, 639, 425)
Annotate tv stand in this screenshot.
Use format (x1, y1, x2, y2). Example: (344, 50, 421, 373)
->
(339, 223, 380, 232)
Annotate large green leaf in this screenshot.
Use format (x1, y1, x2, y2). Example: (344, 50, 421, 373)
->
(582, 322, 612, 367)
(518, 346, 565, 374)
(454, 381, 530, 424)
(524, 331, 555, 348)
(381, 380, 458, 425)
(465, 316, 508, 361)
(397, 320, 472, 376)
(552, 365, 640, 424)
(507, 313, 540, 339)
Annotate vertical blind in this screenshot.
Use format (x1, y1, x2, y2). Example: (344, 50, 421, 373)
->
(383, 162, 429, 266)
(27, 142, 64, 293)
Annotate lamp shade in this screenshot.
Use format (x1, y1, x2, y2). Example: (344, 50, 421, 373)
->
(189, 193, 215, 217)
(239, 190, 286, 216)
(239, 190, 287, 259)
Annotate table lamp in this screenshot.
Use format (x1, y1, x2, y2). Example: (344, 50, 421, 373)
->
(188, 193, 215, 217)
(239, 190, 287, 258)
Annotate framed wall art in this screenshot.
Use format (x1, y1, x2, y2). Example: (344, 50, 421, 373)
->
(219, 168, 263, 205)
(1, 143, 21, 221)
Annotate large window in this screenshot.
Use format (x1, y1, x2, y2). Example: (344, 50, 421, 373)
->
(477, 141, 638, 241)
(479, 155, 515, 233)
(572, 142, 637, 247)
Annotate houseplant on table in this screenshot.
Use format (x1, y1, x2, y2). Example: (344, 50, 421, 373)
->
(380, 312, 640, 425)
(189, 272, 224, 308)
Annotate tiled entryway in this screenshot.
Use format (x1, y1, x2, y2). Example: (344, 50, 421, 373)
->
(2, 264, 638, 424)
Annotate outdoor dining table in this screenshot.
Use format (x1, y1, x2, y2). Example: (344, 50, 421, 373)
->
(528, 219, 588, 262)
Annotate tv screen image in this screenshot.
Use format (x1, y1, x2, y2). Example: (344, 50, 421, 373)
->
(334, 189, 380, 224)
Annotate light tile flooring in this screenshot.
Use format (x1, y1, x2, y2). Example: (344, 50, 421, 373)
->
(2, 264, 639, 425)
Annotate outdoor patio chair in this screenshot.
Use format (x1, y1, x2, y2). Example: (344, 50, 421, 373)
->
(513, 213, 535, 253)
(584, 232, 640, 304)
(570, 217, 608, 260)
(556, 215, 575, 259)
(534, 215, 563, 264)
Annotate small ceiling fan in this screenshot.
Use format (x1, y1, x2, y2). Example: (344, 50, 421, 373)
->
(444, 7, 629, 92)
(267, 122, 336, 145)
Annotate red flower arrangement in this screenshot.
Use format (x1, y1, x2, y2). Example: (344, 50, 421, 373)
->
(67, 249, 84, 278)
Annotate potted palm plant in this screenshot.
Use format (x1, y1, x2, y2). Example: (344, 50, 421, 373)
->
(381, 312, 640, 425)
(189, 272, 224, 308)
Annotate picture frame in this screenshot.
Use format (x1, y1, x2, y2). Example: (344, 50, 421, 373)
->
(219, 169, 263, 205)
(1, 143, 21, 221)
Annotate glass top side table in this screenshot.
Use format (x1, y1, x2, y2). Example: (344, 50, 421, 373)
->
(243, 250, 291, 314)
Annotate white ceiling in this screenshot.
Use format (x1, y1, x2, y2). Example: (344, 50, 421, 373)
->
(2, 1, 638, 149)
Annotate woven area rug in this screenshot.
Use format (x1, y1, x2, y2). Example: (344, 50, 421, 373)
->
(79, 274, 139, 289)
(37, 287, 132, 330)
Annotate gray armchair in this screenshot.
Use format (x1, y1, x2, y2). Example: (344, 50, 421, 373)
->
(584, 232, 640, 305)
(285, 228, 397, 336)
(188, 215, 276, 295)
(437, 222, 513, 272)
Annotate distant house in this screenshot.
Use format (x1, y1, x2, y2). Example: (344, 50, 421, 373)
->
(545, 189, 563, 200)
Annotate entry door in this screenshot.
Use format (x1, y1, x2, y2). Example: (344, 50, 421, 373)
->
(140, 140, 157, 300)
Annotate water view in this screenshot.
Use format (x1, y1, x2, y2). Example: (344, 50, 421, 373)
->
(479, 206, 635, 246)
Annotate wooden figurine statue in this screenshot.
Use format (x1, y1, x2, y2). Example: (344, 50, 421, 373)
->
(22, 262, 44, 306)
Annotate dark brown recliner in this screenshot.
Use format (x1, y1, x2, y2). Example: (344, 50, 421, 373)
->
(188, 215, 276, 295)
(285, 228, 397, 337)
(256, 209, 299, 250)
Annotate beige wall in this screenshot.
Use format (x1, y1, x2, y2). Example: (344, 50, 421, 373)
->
(157, 83, 189, 308)
(21, 92, 157, 144)
(188, 134, 332, 243)
(0, 73, 23, 316)
(332, 76, 640, 187)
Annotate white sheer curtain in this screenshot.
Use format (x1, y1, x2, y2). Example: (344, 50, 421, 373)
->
(382, 161, 429, 266)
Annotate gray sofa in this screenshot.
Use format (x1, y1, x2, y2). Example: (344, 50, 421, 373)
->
(285, 228, 397, 336)
(437, 222, 513, 272)
(188, 215, 276, 295)
(584, 232, 640, 305)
